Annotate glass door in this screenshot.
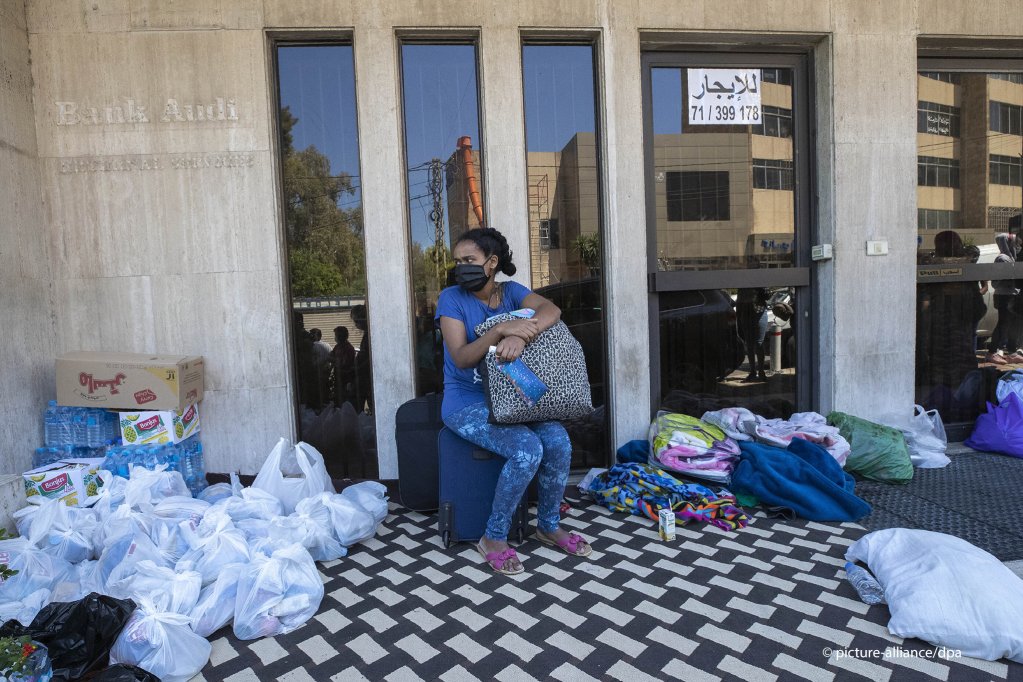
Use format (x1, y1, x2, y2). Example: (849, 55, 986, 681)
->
(642, 52, 815, 418)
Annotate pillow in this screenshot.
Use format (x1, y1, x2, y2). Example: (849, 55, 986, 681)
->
(846, 529, 1023, 662)
(474, 312, 592, 424)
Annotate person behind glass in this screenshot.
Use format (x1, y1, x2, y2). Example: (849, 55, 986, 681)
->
(309, 328, 332, 405)
(330, 325, 356, 407)
(985, 231, 1023, 365)
(920, 230, 986, 419)
(736, 287, 770, 383)
(436, 227, 592, 575)
(351, 305, 373, 414)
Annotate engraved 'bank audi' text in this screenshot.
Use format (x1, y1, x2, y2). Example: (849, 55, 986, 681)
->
(55, 97, 239, 125)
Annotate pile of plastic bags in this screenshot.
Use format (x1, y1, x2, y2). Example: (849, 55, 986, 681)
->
(0, 438, 389, 682)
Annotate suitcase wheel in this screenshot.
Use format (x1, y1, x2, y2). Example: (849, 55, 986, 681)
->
(442, 530, 451, 549)
(516, 528, 524, 544)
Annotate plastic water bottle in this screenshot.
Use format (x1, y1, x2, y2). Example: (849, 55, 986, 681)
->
(43, 401, 59, 446)
(845, 562, 885, 605)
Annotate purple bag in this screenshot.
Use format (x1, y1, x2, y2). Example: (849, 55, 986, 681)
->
(964, 392, 1023, 458)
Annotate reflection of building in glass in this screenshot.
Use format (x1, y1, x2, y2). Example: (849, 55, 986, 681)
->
(917, 73, 1023, 252)
(525, 133, 600, 288)
(525, 77, 796, 283)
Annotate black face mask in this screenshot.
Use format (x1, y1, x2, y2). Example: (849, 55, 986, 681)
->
(454, 263, 489, 292)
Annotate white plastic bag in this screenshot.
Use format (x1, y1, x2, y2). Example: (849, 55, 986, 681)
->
(177, 509, 250, 585)
(110, 596, 212, 682)
(271, 498, 346, 561)
(189, 563, 244, 637)
(153, 496, 210, 527)
(197, 482, 233, 505)
(252, 438, 335, 514)
(235, 518, 270, 542)
(26, 497, 99, 564)
(124, 465, 191, 510)
(340, 481, 388, 524)
(233, 543, 324, 640)
(878, 404, 950, 469)
(212, 485, 284, 523)
(96, 527, 172, 598)
(0, 588, 50, 626)
(311, 493, 376, 548)
(127, 560, 202, 615)
(0, 538, 76, 603)
(996, 369, 1023, 405)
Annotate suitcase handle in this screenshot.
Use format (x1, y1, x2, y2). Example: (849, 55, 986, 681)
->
(471, 449, 494, 461)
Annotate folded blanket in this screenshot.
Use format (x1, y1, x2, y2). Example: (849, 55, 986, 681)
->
(730, 438, 871, 522)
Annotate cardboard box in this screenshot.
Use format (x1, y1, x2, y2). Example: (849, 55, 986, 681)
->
(23, 458, 106, 506)
(56, 352, 204, 411)
(119, 402, 200, 445)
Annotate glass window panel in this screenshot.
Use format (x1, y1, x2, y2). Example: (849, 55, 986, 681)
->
(400, 43, 485, 397)
(523, 44, 607, 469)
(277, 45, 377, 478)
(651, 67, 796, 271)
(648, 63, 802, 417)
(916, 68, 1023, 426)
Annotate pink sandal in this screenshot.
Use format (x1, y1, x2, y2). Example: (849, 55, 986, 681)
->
(476, 543, 524, 575)
(536, 530, 592, 557)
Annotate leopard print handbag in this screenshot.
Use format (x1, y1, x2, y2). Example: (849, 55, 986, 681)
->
(474, 313, 594, 424)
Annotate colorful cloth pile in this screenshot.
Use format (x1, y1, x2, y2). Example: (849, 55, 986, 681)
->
(585, 463, 750, 532)
(703, 407, 850, 467)
(648, 412, 740, 484)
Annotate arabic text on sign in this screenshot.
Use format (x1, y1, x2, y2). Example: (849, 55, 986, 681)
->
(687, 68, 763, 126)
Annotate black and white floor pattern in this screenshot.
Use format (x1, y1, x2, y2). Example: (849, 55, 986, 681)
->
(194, 497, 1023, 682)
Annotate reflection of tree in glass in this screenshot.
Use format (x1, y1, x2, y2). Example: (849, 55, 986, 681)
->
(573, 233, 602, 275)
(280, 106, 365, 296)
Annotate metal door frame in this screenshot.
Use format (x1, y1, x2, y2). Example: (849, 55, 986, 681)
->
(640, 50, 817, 411)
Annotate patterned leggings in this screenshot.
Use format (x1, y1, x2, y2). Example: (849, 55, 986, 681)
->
(443, 402, 572, 540)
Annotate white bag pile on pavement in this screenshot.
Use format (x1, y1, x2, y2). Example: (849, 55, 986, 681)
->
(1, 438, 389, 682)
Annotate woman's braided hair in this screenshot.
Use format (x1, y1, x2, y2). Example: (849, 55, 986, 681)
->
(455, 227, 517, 276)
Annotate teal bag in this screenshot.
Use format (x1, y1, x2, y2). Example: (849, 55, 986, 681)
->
(827, 411, 913, 484)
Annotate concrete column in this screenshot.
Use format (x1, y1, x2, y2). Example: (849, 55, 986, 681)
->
(1, 0, 52, 473)
(601, 15, 654, 447)
(353, 26, 415, 479)
(479, 25, 531, 285)
(828, 5, 919, 419)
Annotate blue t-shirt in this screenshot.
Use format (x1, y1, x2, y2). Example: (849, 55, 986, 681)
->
(434, 281, 531, 419)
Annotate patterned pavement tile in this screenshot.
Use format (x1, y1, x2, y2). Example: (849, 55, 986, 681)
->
(200, 495, 1023, 682)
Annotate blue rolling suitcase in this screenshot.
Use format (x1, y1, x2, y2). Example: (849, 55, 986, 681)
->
(437, 427, 530, 548)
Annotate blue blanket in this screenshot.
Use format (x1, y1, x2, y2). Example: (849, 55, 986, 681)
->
(730, 438, 872, 522)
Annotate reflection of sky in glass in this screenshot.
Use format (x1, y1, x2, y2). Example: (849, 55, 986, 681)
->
(652, 68, 683, 135)
(277, 45, 361, 207)
(401, 44, 481, 248)
(523, 45, 596, 152)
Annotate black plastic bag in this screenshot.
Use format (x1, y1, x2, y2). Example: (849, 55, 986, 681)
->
(0, 592, 136, 680)
(92, 664, 161, 681)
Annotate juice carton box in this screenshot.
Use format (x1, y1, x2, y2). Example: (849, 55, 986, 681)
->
(118, 402, 200, 445)
(23, 458, 106, 506)
(658, 508, 676, 541)
(56, 352, 203, 411)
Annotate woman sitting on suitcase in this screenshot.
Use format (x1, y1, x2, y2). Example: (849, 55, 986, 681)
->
(436, 227, 593, 575)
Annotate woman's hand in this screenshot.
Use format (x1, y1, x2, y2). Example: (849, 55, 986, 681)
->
(498, 319, 540, 343)
(495, 335, 526, 362)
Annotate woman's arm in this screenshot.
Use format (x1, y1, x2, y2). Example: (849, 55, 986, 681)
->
(521, 292, 561, 333)
(439, 316, 519, 369)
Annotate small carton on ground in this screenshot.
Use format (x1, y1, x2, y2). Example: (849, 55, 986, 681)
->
(658, 508, 676, 541)
(118, 402, 200, 445)
(56, 352, 204, 411)
(23, 458, 106, 506)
